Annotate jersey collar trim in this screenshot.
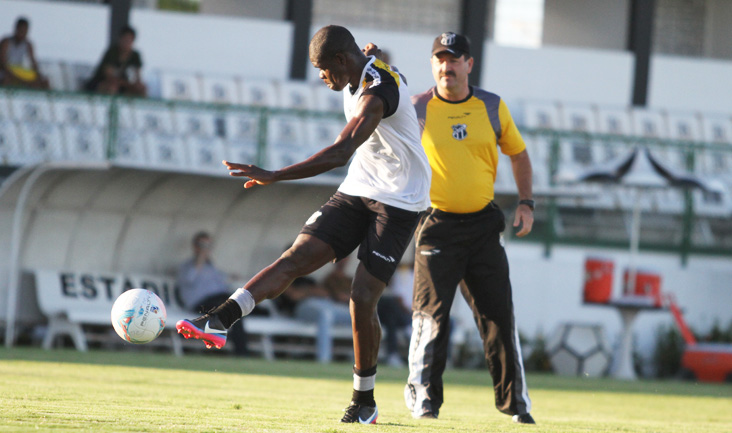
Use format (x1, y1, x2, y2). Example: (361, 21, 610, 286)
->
(432, 85, 474, 104)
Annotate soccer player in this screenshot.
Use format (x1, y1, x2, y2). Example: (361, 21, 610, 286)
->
(366, 33, 536, 424)
(176, 25, 431, 424)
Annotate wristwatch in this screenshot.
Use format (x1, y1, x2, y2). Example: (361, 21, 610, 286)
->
(518, 199, 535, 211)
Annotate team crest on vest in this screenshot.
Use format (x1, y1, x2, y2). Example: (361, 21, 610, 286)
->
(452, 123, 467, 140)
(441, 32, 456, 46)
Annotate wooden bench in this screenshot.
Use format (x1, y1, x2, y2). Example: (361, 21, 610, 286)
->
(31, 269, 353, 361)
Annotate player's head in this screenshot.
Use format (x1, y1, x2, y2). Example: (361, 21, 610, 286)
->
(119, 25, 136, 51)
(192, 231, 212, 252)
(14, 17, 29, 40)
(309, 25, 361, 91)
(430, 32, 474, 93)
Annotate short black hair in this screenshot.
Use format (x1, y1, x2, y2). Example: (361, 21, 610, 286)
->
(15, 17, 29, 28)
(120, 25, 136, 38)
(192, 231, 211, 246)
(309, 25, 359, 63)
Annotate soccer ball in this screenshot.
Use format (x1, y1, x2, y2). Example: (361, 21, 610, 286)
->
(110, 289, 167, 344)
(547, 322, 612, 377)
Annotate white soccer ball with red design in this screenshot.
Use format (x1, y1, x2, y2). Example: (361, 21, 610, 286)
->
(111, 289, 167, 344)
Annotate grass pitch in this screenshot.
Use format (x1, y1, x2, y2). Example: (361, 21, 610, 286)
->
(0, 347, 730, 432)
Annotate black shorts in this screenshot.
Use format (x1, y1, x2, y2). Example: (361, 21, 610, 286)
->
(300, 191, 421, 283)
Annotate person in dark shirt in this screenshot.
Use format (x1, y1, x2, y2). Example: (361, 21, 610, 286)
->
(85, 25, 146, 96)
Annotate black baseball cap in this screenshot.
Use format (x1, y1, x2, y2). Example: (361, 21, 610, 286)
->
(432, 32, 471, 58)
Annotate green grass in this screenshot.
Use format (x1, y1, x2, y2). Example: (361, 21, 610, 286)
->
(0, 347, 730, 432)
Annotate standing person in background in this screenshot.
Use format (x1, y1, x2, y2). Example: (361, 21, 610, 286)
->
(365, 32, 536, 424)
(177, 231, 248, 356)
(85, 25, 146, 96)
(175, 25, 431, 424)
(0, 17, 49, 89)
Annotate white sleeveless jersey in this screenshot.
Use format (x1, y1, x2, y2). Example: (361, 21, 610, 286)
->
(337, 57, 431, 212)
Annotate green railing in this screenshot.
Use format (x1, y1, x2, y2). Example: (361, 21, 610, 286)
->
(1, 88, 731, 260)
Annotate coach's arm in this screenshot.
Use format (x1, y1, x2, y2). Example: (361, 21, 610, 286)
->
(223, 95, 384, 188)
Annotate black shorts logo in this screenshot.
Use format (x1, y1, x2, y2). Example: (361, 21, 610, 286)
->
(372, 250, 396, 263)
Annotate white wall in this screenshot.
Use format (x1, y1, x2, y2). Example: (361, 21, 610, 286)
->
(504, 242, 732, 359)
(0, 0, 108, 64)
(0, 0, 293, 80)
(482, 41, 635, 106)
(4, 0, 732, 116)
(130, 9, 293, 79)
(648, 55, 732, 113)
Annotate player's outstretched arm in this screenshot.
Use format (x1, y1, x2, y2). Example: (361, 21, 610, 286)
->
(223, 95, 384, 188)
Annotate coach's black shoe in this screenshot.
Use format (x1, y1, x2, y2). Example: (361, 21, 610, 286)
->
(512, 413, 536, 424)
(176, 314, 227, 349)
(340, 402, 378, 424)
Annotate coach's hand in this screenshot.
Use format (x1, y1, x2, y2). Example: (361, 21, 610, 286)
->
(513, 205, 534, 237)
(223, 160, 275, 188)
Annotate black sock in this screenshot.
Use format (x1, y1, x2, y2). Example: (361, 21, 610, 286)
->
(352, 389, 375, 407)
(210, 299, 242, 329)
(352, 365, 377, 406)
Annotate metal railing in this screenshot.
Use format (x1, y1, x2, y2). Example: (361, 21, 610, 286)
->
(1, 87, 731, 259)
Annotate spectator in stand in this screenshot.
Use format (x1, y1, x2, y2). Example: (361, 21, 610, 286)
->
(377, 258, 413, 367)
(177, 231, 248, 356)
(0, 17, 49, 89)
(85, 25, 146, 96)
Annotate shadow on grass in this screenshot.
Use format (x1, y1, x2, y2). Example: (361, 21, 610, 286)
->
(1, 346, 730, 400)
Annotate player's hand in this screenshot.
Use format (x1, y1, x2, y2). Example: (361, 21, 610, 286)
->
(513, 205, 534, 237)
(222, 160, 275, 188)
(362, 43, 382, 59)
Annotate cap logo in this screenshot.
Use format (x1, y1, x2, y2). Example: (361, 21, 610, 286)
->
(441, 32, 456, 46)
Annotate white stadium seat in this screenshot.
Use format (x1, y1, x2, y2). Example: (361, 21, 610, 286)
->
(201, 75, 241, 105)
(172, 106, 218, 137)
(37, 59, 68, 92)
(159, 70, 202, 102)
(88, 97, 111, 128)
(112, 128, 148, 167)
(596, 107, 633, 136)
(630, 108, 669, 139)
(63, 62, 95, 92)
(521, 100, 561, 129)
(304, 117, 348, 177)
(185, 135, 227, 174)
(9, 92, 54, 123)
(560, 104, 598, 133)
(239, 79, 278, 107)
(276, 80, 315, 110)
(666, 111, 703, 141)
(61, 125, 106, 162)
(145, 132, 188, 168)
(132, 103, 175, 135)
(265, 115, 307, 169)
(52, 96, 97, 127)
(18, 121, 66, 163)
(700, 114, 732, 144)
(0, 120, 22, 165)
(313, 84, 344, 113)
(0, 90, 11, 121)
